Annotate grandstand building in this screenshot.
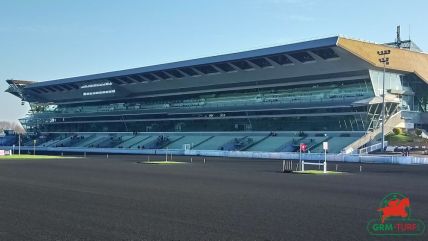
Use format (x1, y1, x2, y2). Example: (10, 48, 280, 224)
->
(5, 36, 428, 153)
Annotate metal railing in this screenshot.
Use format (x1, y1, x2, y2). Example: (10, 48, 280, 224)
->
(2, 145, 428, 165)
(356, 141, 387, 154)
(343, 111, 403, 153)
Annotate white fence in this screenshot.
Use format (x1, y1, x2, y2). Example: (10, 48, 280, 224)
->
(0, 149, 12, 156)
(355, 141, 387, 154)
(302, 161, 327, 173)
(1, 146, 428, 165)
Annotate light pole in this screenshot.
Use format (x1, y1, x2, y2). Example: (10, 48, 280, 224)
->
(377, 49, 391, 152)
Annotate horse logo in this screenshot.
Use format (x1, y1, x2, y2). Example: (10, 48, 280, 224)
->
(367, 192, 425, 236)
(377, 194, 410, 223)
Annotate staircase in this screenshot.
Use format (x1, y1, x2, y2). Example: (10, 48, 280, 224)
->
(343, 111, 404, 153)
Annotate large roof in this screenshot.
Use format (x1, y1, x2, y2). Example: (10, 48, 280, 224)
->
(26, 36, 339, 88)
(7, 35, 428, 104)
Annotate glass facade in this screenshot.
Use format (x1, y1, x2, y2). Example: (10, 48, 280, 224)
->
(22, 79, 375, 133)
(20, 70, 427, 134)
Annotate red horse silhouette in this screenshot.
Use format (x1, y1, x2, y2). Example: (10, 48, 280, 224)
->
(378, 197, 410, 223)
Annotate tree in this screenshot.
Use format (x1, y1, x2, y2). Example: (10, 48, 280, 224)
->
(415, 128, 422, 137)
(0, 121, 25, 134)
(392, 128, 402, 135)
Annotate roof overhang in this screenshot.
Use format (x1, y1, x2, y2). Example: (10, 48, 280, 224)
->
(7, 36, 428, 104)
(26, 36, 339, 89)
(337, 37, 428, 82)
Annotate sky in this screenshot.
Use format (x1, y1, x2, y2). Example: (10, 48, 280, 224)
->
(0, 0, 426, 122)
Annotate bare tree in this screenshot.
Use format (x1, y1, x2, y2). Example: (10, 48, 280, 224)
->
(0, 121, 25, 134)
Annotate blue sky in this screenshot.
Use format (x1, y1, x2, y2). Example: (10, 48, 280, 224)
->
(0, 0, 426, 122)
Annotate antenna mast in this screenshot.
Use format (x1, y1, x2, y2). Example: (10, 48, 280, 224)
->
(396, 25, 402, 48)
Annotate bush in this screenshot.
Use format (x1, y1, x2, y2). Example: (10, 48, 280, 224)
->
(415, 128, 422, 136)
(393, 128, 402, 135)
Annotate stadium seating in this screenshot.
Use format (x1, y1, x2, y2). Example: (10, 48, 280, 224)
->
(310, 136, 360, 153)
(193, 136, 240, 150)
(247, 135, 299, 152)
(118, 135, 151, 148)
(164, 135, 212, 149)
(16, 131, 363, 154)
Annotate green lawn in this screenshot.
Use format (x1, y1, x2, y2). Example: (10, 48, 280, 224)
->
(386, 134, 413, 144)
(140, 161, 188, 165)
(0, 154, 66, 159)
(294, 170, 343, 175)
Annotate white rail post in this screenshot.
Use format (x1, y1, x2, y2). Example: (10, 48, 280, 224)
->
(302, 161, 305, 172)
(323, 159, 327, 173)
(18, 134, 21, 156)
(324, 149, 327, 173)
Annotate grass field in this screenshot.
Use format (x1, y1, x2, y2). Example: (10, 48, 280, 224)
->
(139, 160, 188, 165)
(386, 133, 428, 146)
(0, 154, 66, 159)
(294, 170, 343, 175)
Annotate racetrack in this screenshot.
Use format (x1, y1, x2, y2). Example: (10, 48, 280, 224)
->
(0, 155, 427, 241)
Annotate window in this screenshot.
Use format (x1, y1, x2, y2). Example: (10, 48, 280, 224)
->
(289, 52, 315, 63)
(46, 86, 57, 92)
(129, 75, 146, 82)
(179, 67, 199, 76)
(214, 62, 236, 72)
(195, 65, 219, 74)
(268, 55, 293, 65)
(109, 78, 123, 85)
(153, 71, 171, 80)
(249, 58, 272, 68)
(311, 48, 339, 59)
(61, 85, 72, 90)
(142, 73, 158, 81)
(231, 60, 253, 70)
(70, 84, 79, 89)
(119, 77, 134, 84)
(166, 69, 184, 78)
(52, 86, 64, 91)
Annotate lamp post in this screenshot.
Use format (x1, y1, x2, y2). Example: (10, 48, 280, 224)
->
(377, 49, 391, 152)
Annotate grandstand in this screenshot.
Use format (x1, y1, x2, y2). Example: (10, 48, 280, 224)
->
(5, 36, 428, 154)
